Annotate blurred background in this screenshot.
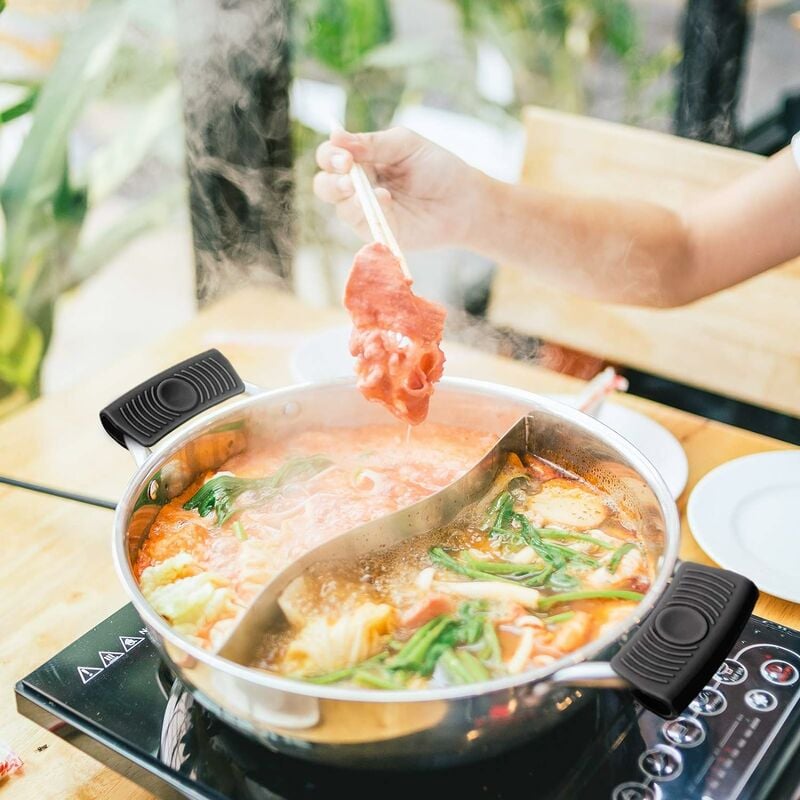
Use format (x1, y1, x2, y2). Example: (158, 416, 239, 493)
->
(0, 0, 798, 417)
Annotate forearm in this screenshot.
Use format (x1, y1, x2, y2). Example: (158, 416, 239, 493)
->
(461, 174, 694, 307)
(459, 147, 800, 308)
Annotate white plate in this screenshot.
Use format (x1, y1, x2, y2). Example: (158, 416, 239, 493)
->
(552, 395, 688, 500)
(593, 403, 688, 500)
(290, 325, 354, 383)
(290, 328, 688, 499)
(687, 451, 800, 603)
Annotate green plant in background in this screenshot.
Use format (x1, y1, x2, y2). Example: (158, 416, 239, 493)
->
(0, 0, 184, 413)
(453, 0, 678, 119)
(294, 0, 400, 132)
(291, 0, 437, 271)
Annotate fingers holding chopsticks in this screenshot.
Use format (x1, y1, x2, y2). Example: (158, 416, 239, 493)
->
(315, 139, 354, 174)
(315, 138, 384, 207)
(315, 126, 418, 186)
(331, 186, 394, 241)
(316, 130, 397, 242)
(312, 170, 355, 204)
(315, 138, 378, 184)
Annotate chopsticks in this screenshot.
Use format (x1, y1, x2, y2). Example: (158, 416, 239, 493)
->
(349, 162, 412, 280)
(573, 367, 629, 414)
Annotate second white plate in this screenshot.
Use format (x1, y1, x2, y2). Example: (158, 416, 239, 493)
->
(688, 451, 800, 603)
(597, 403, 688, 500)
(551, 394, 688, 500)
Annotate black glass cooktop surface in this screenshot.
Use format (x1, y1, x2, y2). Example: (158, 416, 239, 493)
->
(15, 605, 800, 800)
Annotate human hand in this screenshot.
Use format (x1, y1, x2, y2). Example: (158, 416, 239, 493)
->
(313, 126, 485, 251)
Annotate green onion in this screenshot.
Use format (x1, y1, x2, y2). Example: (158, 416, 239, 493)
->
(303, 604, 502, 687)
(537, 528, 615, 549)
(608, 543, 637, 573)
(543, 611, 576, 625)
(430, 548, 520, 585)
(303, 653, 387, 684)
(538, 589, 645, 610)
(540, 542, 599, 567)
(456, 649, 491, 682)
(482, 490, 514, 532)
(438, 647, 473, 684)
(232, 521, 247, 541)
(429, 548, 510, 583)
(458, 601, 488, 644)
(387, 615, 453, 672)
(352, 669, 406, 690)
(548, 567, 579, 590)
(482, 620, 502, 664)
(430, 548, 552, 588)
(460, 554, 541, 575)
(304, 666, 357, 684)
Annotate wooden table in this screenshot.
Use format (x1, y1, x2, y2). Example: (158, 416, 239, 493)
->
(489, 106, 800, 418)
(0, 287, 796, 799)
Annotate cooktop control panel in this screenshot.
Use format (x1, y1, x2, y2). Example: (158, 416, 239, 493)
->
(611, 618, 800, 800)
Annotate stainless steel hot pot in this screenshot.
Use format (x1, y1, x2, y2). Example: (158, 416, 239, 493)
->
(101, 349, 757, 768)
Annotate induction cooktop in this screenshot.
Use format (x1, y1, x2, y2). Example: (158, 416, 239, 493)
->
(15, 605, 800, 800)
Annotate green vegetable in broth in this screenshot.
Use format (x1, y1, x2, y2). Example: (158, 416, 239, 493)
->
(543, 611, 576, 625)
(259, 454, 650, 691)
(538, 589, 645, 610)
(305, 603, 500, 687)
(429, 547, 552, 588)
(608, 542, 637, 573)
(538, 529, 616, 549)
(183, 454, 332, 525)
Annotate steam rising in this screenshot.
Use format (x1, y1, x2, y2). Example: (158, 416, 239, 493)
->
(176, 0, 294, 303)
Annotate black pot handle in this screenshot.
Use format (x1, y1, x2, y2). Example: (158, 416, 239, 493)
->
(611, 561, 758, 717)
(100, 349, 245, 449)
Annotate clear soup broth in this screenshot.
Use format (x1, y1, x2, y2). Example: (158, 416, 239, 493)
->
(251, 453, 652, 689)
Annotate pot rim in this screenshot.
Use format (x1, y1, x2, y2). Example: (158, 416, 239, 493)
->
(112, 375, 680, 703)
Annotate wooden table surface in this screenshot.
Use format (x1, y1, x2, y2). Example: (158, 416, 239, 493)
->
(0, 287, 796, 799)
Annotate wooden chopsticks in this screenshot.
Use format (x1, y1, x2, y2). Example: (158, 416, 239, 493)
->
(349, 162, 412, 280)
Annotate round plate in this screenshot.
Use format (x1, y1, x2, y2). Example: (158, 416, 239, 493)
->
(290, 325, 354, 382)
(553, 395, 688, 500)
(596, 404, 688, 500)
(687, 451, 800, 602)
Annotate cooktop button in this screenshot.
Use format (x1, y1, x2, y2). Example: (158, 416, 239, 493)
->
(156, 377, 199, 413)
(690, 687, 727, 716)
(662, 716, 706, 748)
(715, 658, 748, 685)
(745, 689, 778, 712)
(611, 782, 661, 800)
(761, 659, 799, 686)
(638, 745, 683, 781)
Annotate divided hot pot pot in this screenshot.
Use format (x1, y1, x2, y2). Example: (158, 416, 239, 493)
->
(100, 350, 757, 768)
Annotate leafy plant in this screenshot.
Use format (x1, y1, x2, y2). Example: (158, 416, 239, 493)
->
(452, 0, 677, 119)
(294, 0, 401, 132)
(0, 0, 185, 410)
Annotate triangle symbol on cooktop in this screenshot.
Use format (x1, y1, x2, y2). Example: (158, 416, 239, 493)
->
(99, 650, 124, 667)
(77, 665, 104, 684)
(119, 635, 145, 652)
